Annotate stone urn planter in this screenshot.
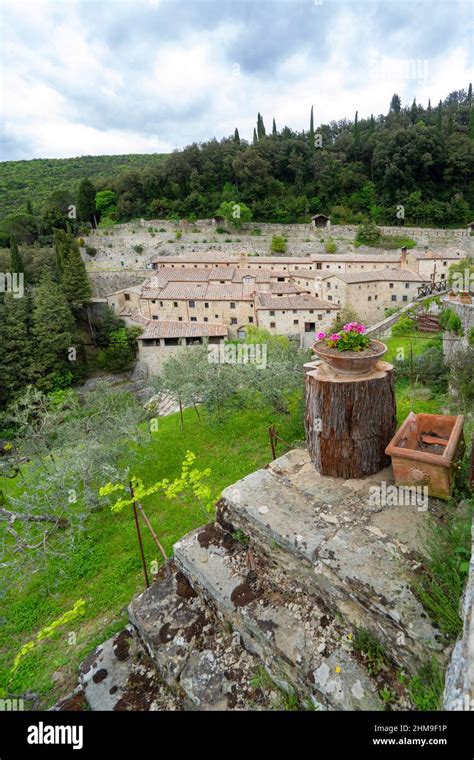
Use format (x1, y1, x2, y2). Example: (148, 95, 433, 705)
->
(385, 412, 465, 499)
(459, 292, 472, 305)
(311, 339, 387, 376)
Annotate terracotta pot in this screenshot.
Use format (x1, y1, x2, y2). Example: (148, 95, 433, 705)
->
(448, 293, 458, 301)
(459, 294, 472, 304)
(385, 412, 465, 500)
(311, 339, 387, 376)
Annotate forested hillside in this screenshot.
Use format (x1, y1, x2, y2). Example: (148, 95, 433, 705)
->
(1, 88, 473, 237)
(0, 153, 167, 220)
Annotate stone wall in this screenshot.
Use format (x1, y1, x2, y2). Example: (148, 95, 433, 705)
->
(444, 522, 474, 711)
(88, 270, 149, 298)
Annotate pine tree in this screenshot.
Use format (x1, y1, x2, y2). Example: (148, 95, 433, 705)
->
(234, 128, 240, 144)
(61, 237, 92, 306)
(253, 128, 258, 145)
(31, 274, 76, 384)
(272, 118, 277, 136)
(0, 293, 32, 407)
(9, 236, 23, 274)
(77, 178, 96, 225)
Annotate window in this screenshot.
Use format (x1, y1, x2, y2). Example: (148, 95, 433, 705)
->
(231, 318, 237, 325)
(190, 317, 197, 322)
(391, 295, 397, 301)
(124, 293, 130, 301)
(389, 283, 394, 288)
(178, 317, 183, 321)
(402, 295, 408, 302)
(205, 302, 209, 308)
(293, 319, 299, 325)
(249, 316, 254, 323)
(230, 302, 236, 309)
(309, 310, 314, 314)
(164, 338, 180, 346)
(189, 300, 195, 308)
(368, 296, 372, 301)
(328, 295, 332, 301)
(270, 321, 276, 328)
(160, 301, 164, 307)
(215, 315, 219, 318)
(318, 314, 323, 321)
(270, 310, 275, 316)
(204, 317, 208, 322)
(152, 315, 158, 319)
(316, 263, 322, 270)
(277, 277, 284, 282)
(151, 299, 156, 304)
(173, 302, 178, 307)
(405, 283, 410, 288)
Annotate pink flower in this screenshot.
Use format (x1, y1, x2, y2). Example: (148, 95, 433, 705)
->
(357, 324, 366, 334)
(316, 331, 326, 340)
(329, 333, 341, 341)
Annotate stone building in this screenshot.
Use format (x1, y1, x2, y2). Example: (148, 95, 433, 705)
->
(137, 320, 228, 374)
(319, 269, 429, 323)
(256, 293, 339, 338)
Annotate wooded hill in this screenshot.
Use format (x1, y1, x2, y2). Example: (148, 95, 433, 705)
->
(1, 87, 473, 230)
(0, 153, 166, 220)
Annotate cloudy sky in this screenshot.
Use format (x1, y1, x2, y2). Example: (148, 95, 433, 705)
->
(0, 0, 472, 161)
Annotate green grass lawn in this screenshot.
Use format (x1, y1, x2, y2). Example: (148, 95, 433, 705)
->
(0, 403, 304, 707)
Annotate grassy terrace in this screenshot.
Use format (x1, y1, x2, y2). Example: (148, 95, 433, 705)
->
(0, 403, 304, 707)
(0, 329, 450, 708)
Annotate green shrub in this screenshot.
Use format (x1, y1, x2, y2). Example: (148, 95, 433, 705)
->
(391, 317, 415, 336)
(325, 240, 337, 253)
(439, 307, 462, 335)
(77, 238, 85, 247)
(355, 222, 382, 246)
(132, 244, 143, 254)
(176, 231, 182, 239)
(408, 659, 444, 711)
(85, 245, 97, 257)
(251, 228, 262, 236)
(271, 235, 287, 253)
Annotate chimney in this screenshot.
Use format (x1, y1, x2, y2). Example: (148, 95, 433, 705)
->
(400, 246, 408, 268)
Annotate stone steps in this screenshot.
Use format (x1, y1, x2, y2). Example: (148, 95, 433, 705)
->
(217, 449, 443, 672)
(127, 564, 265, 710)
(174, 523, 382, 710)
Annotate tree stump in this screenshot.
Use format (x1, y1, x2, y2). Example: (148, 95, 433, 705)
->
(305, 361, 396, 478)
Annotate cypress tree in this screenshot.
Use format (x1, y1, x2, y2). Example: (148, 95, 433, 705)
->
(253, 128, 258, 145)
(352, 111, 360, 155)
(467, 83, 472, 107)
(272, 118, 277, 136)
(389, 94, 401, 113)
(234, 128, 240, 144)
(469, 108, 474, 140)
(309, 106, 314, 143)
(31, 273, 76, 384)
(61, 237, 92, 306)
(77, 178, 96, 225)
(0, 293, 32, 407)
(257, 112, 266, 139)
(436, 100, 443, 131)
(54, 229, 71, 276)
(9, 236, 23, 274)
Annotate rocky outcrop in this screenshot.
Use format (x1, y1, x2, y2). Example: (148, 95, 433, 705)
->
(75, 448, 448, 711)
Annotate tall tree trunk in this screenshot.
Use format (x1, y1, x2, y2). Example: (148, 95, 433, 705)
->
(305, 362, 396, 478)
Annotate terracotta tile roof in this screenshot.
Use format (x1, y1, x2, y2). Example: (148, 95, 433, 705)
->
(139, 320, 228, 340)
(322, 268, 428, 284)
(257, 293, 339, 310)
(269, 282, 310, 294)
